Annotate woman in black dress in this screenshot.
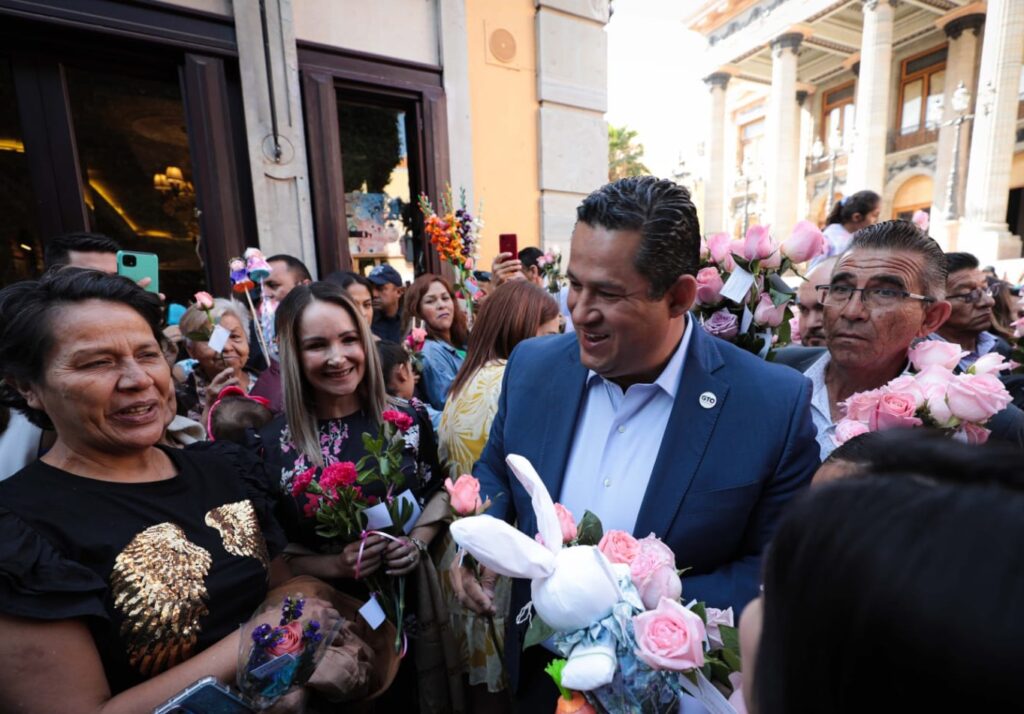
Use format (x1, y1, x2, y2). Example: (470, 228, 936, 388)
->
(0, 269, 321, 712)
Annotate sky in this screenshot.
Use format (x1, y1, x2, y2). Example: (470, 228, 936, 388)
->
(606, 0, 709, 180)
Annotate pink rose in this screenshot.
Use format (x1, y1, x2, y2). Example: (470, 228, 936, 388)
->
(706, 232, 732, 266)
(833, 418, 870, 445)
(741, 225, 774, 262)
(630, 535, 681, 609)
(695, 267, 724, 306)
(788, 314, 801, 345)
(699, 236, 710, 262)
(406, 327, 428, 352)
(633, 598, 706, 671)
(969, 353, 1011, 375)
(704, 607, 734, 650)
(703, 309, 739, 341)
(753, 292, 787, 328)
(761, 248, 782, 270)
(841, 389, 884, 421)
(636, 564, 682, 611)
(781, 220, 826, 264)
(868, 392, 922, 431)
(956, 422, 991, 444)
(290, 467, 316, 499)
(445, 474, 483, 516)
(267, 620, 304, 657)
(598, 530, 640, 565)
(946, 373, 1011, 423)
(884, 375, 926, 409)
(553, 503, 577, 544)
(908, 341, 966, 371)
(193, 291, 215, 310)
(382, 409, 415, 432)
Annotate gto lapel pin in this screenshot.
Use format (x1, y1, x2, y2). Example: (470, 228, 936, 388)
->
(699, 392, 717, 409)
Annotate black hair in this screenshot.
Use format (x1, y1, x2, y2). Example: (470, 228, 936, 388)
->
(44, 232, 121, 268)
(756, 473, 1024, 713)
(822, 430, 887, 465)
(575, 176, 701, 297)
(944, 251, 980, 276)
(209, 396, 273, 444)
(267, 254, 313, 283)
(825, 190, 880, 227)
(376, 340, 409, 387)
(324, 270, 373, 293)
(0, 268, 163, 428)
(518, 246, 545, 270)
(847, 219, 947, 297)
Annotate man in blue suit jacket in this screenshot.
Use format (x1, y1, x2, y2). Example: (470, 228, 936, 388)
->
(451, 177, 820, 706)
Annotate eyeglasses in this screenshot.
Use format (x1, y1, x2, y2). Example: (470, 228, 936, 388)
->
(946, 286, 997, 304)
(816, 284, 936, 309)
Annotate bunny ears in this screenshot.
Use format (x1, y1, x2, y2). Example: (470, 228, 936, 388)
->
(450, 455, 562, 580)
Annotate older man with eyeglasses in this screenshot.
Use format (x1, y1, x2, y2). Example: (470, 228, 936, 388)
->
(775, 220, 1024, 458)
(927, 252, 1012, 371)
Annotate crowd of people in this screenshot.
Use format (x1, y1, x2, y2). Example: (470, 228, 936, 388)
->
(1, 175, 1023, 714)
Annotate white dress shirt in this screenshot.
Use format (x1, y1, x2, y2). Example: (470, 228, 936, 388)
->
(558, 318, 694, 534)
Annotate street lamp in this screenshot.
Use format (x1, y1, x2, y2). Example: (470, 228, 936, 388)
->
(737, 154, 759, 237)
(943, 81, 974, 221)
(811, 127, 844, 216)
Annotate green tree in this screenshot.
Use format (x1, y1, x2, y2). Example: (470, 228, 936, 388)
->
(608, 124, 650, 181)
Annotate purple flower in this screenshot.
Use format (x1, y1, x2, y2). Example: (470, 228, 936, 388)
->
(252, 623, 275, 648)
(703, 309, 740, 341)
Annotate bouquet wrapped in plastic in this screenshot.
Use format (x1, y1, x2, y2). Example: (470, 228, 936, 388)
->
(237, 595, 342, 709)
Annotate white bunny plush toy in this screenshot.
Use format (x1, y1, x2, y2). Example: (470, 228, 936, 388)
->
(450, 454, 623, 690)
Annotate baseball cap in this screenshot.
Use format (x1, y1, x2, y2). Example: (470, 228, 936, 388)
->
(367, 263, 403, 287)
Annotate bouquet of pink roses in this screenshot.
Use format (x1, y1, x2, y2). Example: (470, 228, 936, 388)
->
(697, 221, 826, 357)
(833, 341, 1013, 445)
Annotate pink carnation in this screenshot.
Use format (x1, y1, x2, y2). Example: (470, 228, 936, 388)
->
(382, 409, 415, 432)
(319, 461, 358, 497)
(290, 467, 316, 499)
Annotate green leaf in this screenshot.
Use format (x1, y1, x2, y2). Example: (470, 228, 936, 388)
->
(575, 510, 604, 546)
(523, 613, 556, 650)
(543, 659, 572, 701)
(769, 287, 792, 308)
(720, 624, 740, 653)
(690, 601, 707, 624)
(721, 647, 742, 672)
(184, 330, 212, 342)
(707, 656, 732, 688)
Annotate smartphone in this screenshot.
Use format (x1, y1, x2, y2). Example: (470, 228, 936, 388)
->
(117, 250, 160, 294)
(153, 677, 254, 714)
(498, 233, 518, 257)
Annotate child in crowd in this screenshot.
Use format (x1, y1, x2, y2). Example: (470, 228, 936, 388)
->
(377, 340, 442, 429)
(206, 386, 274, 444)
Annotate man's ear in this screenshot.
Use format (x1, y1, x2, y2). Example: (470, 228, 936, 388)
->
(920, 299, 952, 336)
(666, 274, 698, 318)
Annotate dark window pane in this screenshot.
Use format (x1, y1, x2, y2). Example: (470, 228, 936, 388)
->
(66, 64, 205, 303)
(905, 47, 947, 76)
(337, 100, 416, 281)
(825, 83, 854, 105)
(0, 58, 43, 286)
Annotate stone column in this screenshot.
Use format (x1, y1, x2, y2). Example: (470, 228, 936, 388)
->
(765, 33, 802, 241)
(847, 0, 895, 193)
(930, 10, 985, 249)
(703, 72, 731, 235)
(233, 0, 317, 273)
(960, 0, 1024, 263)
(796, 88, 814, 221)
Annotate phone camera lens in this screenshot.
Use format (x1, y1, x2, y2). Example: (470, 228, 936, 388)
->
(123, 255, 137, 267)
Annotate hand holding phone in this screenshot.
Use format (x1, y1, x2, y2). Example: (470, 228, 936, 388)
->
(498, 233, 518, 257)
(154, 677, 253, 714)
(117, 251, 160, 295)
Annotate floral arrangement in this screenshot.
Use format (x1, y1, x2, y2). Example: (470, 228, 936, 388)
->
(450, 456, 740, 714)
(418, 186, 483, 317)
(237, 595, 339, 708)
(537, 248, 565, 295)
(404, 325, 428, 375)
(833, 341, 1013, 446)
(228, 248, 273, 363)
(697, 221, 826, 357)
(291, 410, 422, 651)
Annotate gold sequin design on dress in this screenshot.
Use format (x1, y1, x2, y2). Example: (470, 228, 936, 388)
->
(204, 500, 270, 572)
(111, 523, 212, 677)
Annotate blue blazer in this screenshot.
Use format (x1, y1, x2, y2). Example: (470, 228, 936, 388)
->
(473, 323, 820, 689)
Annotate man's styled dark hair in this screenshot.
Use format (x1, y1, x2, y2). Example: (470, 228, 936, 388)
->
(267, 254, 313, 282)
(0, 268, 163, 428)
(518, 246, 544, 270)
(944, 251, 980, 276)
(847, 220, 947, 298)
(757, 471, 1024, 713)
(575, 176, 701, 297)
(44, 232, 121, 268)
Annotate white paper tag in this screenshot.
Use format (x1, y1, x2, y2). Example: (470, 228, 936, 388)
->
(208, 324, 231, 353)
(397, 490, 423, 534)
(358, 594, 387, 630)
(740, 306, 753, 333)
(719, 266, 755, 304)
(363, 501, 393, 531)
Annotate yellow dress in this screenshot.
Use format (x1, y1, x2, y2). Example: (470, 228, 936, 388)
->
(437, 361, 511, 692)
